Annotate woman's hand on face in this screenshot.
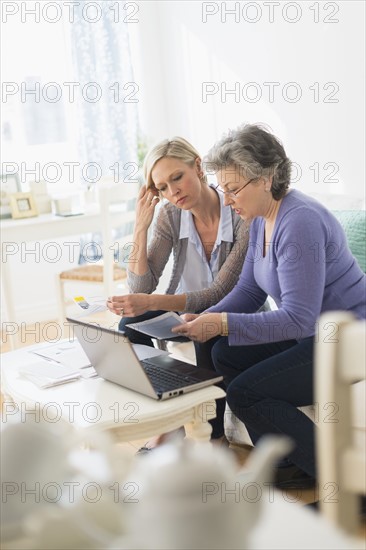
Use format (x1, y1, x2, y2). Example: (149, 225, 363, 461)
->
(171, 313, 222, 343)
(135, 185, 160, 231)
(107, 294, 152, 317)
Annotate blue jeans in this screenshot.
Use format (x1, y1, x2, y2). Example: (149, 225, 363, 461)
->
(197, 336, 316, 477)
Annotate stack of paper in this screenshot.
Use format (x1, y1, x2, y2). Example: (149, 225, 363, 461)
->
(79, 366, 98, 379)
(30, 342, 91, 369)
(19, 361, 81, 389)
(24, 338, 171, 389)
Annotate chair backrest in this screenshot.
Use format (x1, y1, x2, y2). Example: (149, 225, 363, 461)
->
(315, 311, 366, 535)
(98, 178, 140, 296)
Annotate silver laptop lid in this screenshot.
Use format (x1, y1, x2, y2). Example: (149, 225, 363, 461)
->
(69, 319, 158, 399)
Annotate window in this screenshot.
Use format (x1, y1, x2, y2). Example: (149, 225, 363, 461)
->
(1, 2, 139, 194)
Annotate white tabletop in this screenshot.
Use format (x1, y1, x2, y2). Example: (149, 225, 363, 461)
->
(1, 342, 226, 441)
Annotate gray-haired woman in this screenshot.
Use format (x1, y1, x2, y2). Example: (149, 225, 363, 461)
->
(173, 123, 366, 487)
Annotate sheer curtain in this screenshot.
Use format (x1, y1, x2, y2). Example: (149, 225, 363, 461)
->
(1, 2, 139, 192)
(69, 2, 138, 185)
(67, 2, 139, 263)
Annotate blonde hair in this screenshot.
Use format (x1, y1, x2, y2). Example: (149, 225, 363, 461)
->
(143, 137, 206, 190)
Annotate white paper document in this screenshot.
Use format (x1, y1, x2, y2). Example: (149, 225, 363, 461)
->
(30, 341, 91, 369)
(73, 295, 108, 316)
(19, 361, 81, 389)
(30, 340, 90, 369)
(79, 366, 98, 379)
(126, 311, 186, 340)
(29, 338, 169, 377)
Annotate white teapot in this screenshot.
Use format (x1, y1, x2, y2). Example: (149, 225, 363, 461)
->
(123, 435, 292, 550)
(1, 414, 74, 543)
(1, 415, 131, 549)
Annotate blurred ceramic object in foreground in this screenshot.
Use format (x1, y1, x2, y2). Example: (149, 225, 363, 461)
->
(124, 435, 292, 550)
(1, 414, 132, 549)
(1, 414, 74, 542)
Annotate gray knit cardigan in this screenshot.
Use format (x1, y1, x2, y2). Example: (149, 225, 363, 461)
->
(127, 201, 250, 313)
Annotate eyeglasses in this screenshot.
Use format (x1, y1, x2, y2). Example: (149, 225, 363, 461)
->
(215, 177, 258, 199)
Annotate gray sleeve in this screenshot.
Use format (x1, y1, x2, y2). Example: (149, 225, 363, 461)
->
(183, 218, 250, 313)
(127, 205, 174, 294)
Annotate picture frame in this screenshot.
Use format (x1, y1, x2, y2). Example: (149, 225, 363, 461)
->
(0, 173, 21, 219)
(9, 192, 38, 219)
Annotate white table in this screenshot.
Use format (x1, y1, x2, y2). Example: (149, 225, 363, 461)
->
(248, 489, 364, 549)
(1, 204, 122, 348)
(2, 346, 363, 550)
(1, 343, 226, 444)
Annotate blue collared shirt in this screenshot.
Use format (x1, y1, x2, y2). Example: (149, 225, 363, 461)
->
(176, 186, 233, 294)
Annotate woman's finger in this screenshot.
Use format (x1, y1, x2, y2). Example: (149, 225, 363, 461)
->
(181, 313, 198, 323)
(171, 323, 190, 336)
(147, 192, 158, 204)
(138, 185, 147, 199)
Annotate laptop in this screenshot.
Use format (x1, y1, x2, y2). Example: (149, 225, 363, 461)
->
(67, 318, 223, 400)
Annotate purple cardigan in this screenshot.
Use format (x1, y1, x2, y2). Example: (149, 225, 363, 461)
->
(207, 190, 366, 346)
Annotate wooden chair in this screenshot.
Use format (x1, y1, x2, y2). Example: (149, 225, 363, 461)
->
(315, 311, 366, 535)
(56, 180, 140, 323)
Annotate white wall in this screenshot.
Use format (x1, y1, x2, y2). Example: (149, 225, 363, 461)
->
(2, 0, 365, 326)
(136, 0, 365, 198)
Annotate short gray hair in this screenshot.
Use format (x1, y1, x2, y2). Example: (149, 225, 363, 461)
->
(204, 123, 291, 200)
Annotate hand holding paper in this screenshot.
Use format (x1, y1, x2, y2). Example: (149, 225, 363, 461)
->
(171, 312, 222, 343)
(107, 293, 152, 317)
(125, 311, 186, 340)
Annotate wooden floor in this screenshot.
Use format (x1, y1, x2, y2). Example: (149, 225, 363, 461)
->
(1, 317, 365, 540)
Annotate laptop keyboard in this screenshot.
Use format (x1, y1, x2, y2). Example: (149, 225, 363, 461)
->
(142, 361, 199, 392)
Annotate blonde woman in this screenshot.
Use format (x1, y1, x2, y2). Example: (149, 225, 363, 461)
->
(108, 137, 248, 338)
(107, 137, 249, 441)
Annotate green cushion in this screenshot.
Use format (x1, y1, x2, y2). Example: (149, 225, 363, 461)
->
(332, 210, 366, 272)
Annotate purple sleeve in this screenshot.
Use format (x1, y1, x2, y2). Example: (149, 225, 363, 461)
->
(227, 209, 328, 345)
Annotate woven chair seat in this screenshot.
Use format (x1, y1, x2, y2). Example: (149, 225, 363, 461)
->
(59, 264, 127, 282)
